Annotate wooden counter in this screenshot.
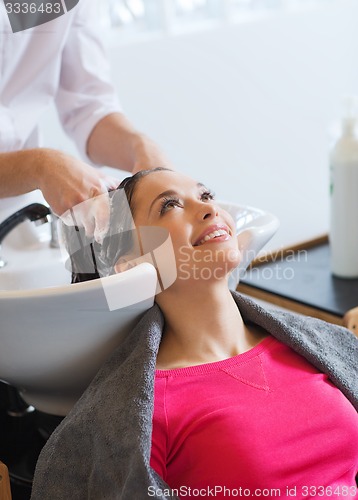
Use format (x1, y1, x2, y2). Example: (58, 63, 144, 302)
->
(237, 235, 358, 336)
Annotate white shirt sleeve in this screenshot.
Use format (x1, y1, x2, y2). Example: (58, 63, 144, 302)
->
(55, 0, 122, 163)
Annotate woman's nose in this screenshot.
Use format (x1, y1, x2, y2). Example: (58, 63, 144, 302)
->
(199, 202, 218, 220)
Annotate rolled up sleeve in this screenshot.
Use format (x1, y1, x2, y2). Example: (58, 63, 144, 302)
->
(55, 0, 122, 163)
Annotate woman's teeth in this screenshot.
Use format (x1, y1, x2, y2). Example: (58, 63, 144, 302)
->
(197, 229, 228, 246)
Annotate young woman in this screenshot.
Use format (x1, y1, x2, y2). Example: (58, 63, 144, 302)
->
(32, 168, 357, 500)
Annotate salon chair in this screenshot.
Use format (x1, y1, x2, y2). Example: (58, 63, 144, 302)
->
(0, 382, 64, 500)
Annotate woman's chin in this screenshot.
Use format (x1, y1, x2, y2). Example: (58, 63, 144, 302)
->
(174, 262, 239, 286)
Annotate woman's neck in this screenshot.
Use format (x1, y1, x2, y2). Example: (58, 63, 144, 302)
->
(155, 281, 256, 369)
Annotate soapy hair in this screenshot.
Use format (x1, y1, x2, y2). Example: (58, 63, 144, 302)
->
(62, 167, 170, 284)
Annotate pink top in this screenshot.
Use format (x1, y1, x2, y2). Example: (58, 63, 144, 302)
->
(151, 337, 358, 499)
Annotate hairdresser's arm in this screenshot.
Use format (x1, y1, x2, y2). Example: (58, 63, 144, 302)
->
(0, 148, 117, 216)
(87, 112, 171, 173)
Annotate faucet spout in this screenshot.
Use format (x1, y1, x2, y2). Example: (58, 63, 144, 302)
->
(0, 203, 51, 247)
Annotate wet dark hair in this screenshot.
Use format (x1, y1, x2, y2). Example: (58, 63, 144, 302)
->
(63, 167, 170, 284)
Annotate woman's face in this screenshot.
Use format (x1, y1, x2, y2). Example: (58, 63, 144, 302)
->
(129, 170, 241, 285)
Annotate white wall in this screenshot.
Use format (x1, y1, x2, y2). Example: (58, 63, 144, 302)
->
(41, 0, 358, 250)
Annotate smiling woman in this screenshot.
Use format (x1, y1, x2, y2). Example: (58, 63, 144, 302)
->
(55, 168, 358, 499)
(127, 169, 241, 287)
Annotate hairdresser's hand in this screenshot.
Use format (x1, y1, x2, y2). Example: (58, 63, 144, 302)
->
(37, 149, 119, 243)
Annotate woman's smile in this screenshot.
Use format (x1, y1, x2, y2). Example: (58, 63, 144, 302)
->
(193, 223, 231, 247)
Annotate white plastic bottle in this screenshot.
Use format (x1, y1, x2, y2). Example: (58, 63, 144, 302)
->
(330, 97, 358, 278)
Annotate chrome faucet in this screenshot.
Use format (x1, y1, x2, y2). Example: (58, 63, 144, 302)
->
(50, 213, 60, 248)
(0, 203, 53, 267)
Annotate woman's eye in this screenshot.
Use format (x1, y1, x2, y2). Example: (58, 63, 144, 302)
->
(200, 190, 215, 202)
(159, 198, 181, 215)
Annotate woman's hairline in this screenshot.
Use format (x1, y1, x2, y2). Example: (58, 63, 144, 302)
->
(117, 167, 172, 217)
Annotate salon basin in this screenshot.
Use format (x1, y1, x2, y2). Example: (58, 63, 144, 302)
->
(0, 202, 279, 416)
(0, 203, 69, 290)
(0, 234, 69, 290)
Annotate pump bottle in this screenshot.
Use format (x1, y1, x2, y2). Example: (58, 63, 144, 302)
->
(330, 98, 358, 278)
